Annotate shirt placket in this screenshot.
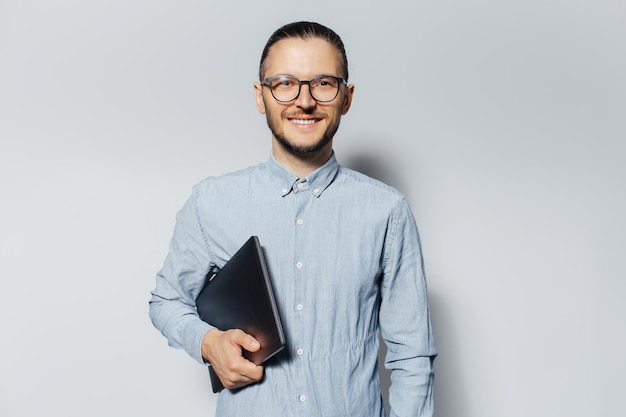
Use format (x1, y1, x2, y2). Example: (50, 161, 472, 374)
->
(292, 178, 310, 415)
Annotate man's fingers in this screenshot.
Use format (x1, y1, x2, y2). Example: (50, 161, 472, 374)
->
(220, 363, 264, 390)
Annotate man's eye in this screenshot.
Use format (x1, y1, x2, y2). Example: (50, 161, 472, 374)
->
(272, 78, 296, 89)
(313, 78, 337, 88)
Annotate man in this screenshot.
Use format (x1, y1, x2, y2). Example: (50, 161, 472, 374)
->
(149, 21, 437, 416)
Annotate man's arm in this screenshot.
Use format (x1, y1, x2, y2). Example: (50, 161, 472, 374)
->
(149, 194, 213, 364)
(148, 191, 264, 389)
(379, 199, 437, 417)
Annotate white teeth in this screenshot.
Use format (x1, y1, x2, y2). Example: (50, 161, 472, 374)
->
(292, 119, 316, 125)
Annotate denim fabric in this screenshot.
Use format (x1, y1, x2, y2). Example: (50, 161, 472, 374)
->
(149, 153, 437, 417)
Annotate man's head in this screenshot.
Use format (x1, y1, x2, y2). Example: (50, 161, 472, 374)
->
(258, 21, 349, 82)
(254, 22, 354, 164)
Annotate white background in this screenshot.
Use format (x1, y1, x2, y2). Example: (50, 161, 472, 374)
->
(1, 1, 624, 416)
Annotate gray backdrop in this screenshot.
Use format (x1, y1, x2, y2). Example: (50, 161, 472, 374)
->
(1, 1, 624, 416)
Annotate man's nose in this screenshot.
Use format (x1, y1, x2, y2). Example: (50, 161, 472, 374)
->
(294, 82, 316, 109)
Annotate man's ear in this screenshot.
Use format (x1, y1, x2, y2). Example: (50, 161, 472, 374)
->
(254, 82, 266, 114)
(341, 83, 355, 115)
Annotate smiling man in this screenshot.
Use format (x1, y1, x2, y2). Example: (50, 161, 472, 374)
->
(149, 21, 437, 417)
(254, 35, 353, 177)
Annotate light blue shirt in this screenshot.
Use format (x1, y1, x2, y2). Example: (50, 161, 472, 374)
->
(149, 153, 437, 417)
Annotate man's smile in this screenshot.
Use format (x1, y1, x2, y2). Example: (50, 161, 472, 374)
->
(290, 118, 317, 125)
(285, 113, 325, 129)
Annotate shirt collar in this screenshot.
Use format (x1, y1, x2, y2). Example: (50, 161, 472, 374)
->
(265, 152, 339, 198)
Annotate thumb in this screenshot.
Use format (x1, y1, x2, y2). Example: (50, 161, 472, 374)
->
(232, 329, 260, 352)
(245, 336, 261, 352)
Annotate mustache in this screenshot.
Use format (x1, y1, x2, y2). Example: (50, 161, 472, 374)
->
(283, 111, 326, 119)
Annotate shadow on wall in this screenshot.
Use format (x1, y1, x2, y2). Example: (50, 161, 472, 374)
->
(429, 290, 462, 417)
(341, 152, 410, 199)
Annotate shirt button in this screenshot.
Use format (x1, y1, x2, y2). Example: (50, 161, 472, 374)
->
(281, 188, 288, 193)
(299, 394, 307, 402)
(296, 304, 303, 311)
(297, 348, 304, 356)
(297, 183, 304, 189)
(296, 261, 303, 269)
(313, 188, 320, 194)
(297, 218, 304, 225)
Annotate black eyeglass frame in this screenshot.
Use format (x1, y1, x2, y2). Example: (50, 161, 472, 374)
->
(260, 75, 348, 103)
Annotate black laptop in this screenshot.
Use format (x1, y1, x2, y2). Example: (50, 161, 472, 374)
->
(195, 236, 286, 392)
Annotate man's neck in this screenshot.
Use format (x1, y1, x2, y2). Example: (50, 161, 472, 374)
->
(272, 144, 333, 178)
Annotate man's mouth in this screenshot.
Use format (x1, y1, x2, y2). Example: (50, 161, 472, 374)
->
(290, 118, 318, 125)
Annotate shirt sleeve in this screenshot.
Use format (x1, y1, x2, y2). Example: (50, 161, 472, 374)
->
(379, 198, 438, 417)
(148, 187, 215, 365)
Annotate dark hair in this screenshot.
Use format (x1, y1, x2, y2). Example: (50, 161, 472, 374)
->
(259, 21, 349, 81)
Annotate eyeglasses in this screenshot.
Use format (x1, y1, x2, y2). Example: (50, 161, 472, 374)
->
(261, 75, 347, 103)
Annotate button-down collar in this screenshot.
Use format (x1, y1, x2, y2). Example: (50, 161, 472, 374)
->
(266, 152, 339, 198)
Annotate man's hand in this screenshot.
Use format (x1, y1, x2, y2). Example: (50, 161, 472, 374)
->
(201, 328, 264, 390)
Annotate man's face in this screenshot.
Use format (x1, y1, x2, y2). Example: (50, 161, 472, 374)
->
(254, 37, 354, 156)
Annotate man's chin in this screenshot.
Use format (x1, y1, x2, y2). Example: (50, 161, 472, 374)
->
(275, 134, 331, 155)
